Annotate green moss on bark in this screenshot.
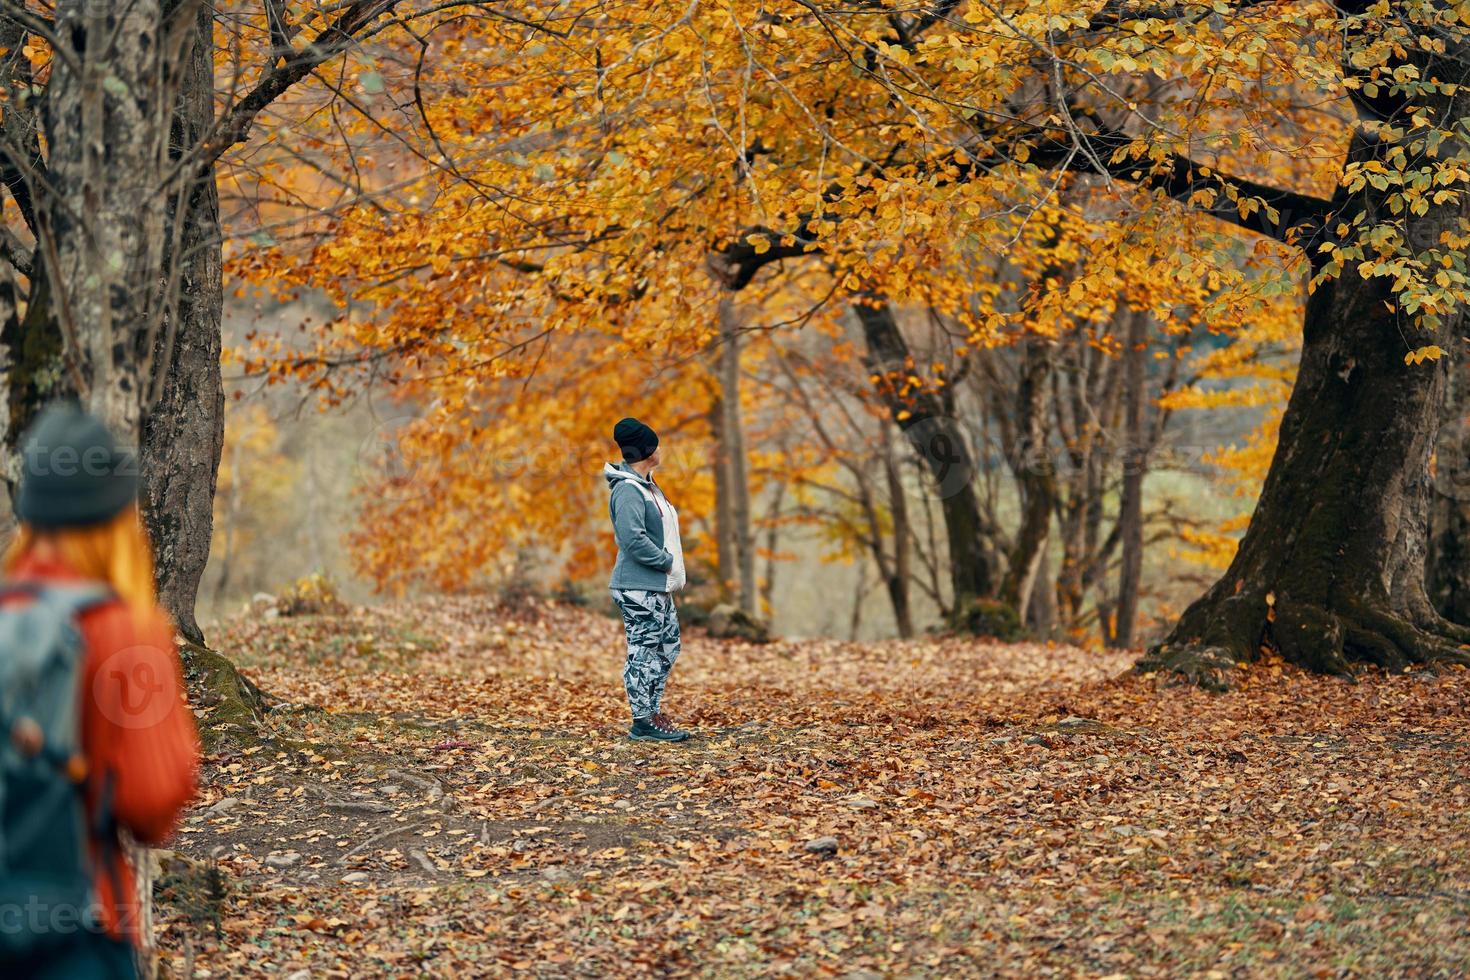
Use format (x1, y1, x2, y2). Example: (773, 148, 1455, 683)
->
(179, 642, 267, 752)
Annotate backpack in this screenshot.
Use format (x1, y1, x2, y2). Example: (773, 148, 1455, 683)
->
(0, 581, 116, 957)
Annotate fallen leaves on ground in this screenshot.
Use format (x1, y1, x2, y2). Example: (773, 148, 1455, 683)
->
(156, 595, 1470, 978)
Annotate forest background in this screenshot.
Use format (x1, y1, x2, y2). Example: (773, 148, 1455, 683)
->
(181, 0, 1348, 652)
(4, 0, 1470, 681)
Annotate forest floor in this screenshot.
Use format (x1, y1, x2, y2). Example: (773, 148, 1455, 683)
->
(155, 594, 1470, 978)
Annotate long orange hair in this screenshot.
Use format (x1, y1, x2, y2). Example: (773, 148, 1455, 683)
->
(5, 504, 162, 613)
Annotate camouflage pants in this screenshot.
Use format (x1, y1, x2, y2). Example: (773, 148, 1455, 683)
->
(609, 588, 681, 719)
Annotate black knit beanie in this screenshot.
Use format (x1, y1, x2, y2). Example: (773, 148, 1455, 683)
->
(613, 417, 659, 463)
(15, 401, 138, 529)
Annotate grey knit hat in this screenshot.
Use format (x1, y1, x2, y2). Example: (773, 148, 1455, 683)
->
(15, 401, 138, 529)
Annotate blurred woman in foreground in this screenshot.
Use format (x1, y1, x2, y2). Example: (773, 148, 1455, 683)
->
(0, 402, 199, 979)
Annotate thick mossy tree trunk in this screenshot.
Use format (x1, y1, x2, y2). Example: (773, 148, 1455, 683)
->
(20, 3, 257, 751)
(44, 0, 186, 439)
(1142, 136, 1470, 685)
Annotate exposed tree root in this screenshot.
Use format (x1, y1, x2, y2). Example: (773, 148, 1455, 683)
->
(1136, 591, 1265, 690)
(1138, 590, 1470, 690)
(1414, 608, 1470, 646)
(1134, 645, 1240, 692)
(180, 642, 269, 752)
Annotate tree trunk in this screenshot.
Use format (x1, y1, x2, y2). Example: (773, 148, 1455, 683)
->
(760, 481, 785, 612)
(709, 398, 735, 599)
(851, 296, 998, 616)
(717, 297, 758, 616)
(0, 5, 221, 642)
(1111, 310, 1149, 648)
(1026, 548, 1058, 638)
(45, 0, 190, 440)
(880, 419, 915, 638)
(141, 0, 225, 645)
(1427, 338, 1470, 622)
(1142, 147, 1470, 685)
(0, 274, 66, 466)
(1053, 316, 1123, 630)
(0, 17, 67, 484)
(848, 558, 868, 640)
(998, 335, 1055, 627)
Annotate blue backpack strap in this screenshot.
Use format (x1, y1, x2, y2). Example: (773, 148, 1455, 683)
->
(31, 581, 117, 616)
(0, 579, 115, 613)
(0, 580, 116, 760)
(0, 580, 42, 602)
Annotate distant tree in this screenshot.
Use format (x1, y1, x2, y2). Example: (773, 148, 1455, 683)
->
(0, 0, 513, 641)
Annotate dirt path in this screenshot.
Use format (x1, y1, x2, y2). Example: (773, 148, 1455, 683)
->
(157, 596, 1470, 977)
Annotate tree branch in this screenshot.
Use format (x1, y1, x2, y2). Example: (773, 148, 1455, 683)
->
(707, 122, 1338, 291)
(198, 0, 398, 168)
(1025, 125, 1336, 254)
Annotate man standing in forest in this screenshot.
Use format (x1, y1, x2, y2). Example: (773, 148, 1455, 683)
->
(603, 418, 691, 743)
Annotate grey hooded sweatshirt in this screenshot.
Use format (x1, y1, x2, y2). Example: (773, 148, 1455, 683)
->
(604, 461, 686, 593)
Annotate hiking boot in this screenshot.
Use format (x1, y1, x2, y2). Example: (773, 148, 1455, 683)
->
(629, 715, 690, 742)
